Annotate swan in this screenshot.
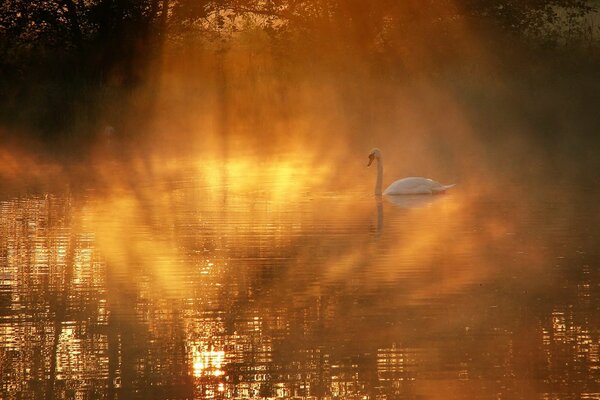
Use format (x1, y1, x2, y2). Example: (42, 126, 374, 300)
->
(367, 148, 455, 195)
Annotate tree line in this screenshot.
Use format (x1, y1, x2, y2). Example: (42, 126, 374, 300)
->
(0, 1, 597, 146)
(1, 1, 596, 74)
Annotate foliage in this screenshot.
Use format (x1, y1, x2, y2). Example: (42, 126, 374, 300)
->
(1, 1, 596, 52)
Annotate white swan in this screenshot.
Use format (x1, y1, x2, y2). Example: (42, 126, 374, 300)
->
(367, 148, 455, 195)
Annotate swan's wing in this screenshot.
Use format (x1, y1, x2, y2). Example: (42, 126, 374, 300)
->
(389, 177, 428, 189)
(384, 177, 433, 194)
(385, 177, 455, 195)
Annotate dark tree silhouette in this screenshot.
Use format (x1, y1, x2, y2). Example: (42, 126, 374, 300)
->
(1, 1, 594, 53)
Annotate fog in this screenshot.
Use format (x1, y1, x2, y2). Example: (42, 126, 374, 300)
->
(1, 5, 600, 398)
(1, 2, 599, 199)
(0, 2, 598, 298)
(1, 5, 598, 286)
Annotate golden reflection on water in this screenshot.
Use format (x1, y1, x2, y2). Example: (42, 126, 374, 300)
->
(0, 157, 599, 399)
(191, 345, 225, 378)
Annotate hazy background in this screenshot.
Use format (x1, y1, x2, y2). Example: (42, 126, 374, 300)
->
(2, 3, 600, 398)
(0, 0, 599, 194)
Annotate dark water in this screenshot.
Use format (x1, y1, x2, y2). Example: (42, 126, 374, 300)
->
(1, 167, 599, 399)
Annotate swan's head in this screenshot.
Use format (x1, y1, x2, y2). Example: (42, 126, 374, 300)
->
(367, 148, 382, 166)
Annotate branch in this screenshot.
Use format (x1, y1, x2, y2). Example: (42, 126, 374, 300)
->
(227, 4, 309, 27)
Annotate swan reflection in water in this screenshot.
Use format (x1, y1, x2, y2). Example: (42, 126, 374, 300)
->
(385, 194, 444, 209)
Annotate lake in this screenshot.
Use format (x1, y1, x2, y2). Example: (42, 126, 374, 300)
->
(1, 157, 598, 399)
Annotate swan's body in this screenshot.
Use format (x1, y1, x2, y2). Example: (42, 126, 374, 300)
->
(368, 148, 455, 195)
(384, 177, 455, 195)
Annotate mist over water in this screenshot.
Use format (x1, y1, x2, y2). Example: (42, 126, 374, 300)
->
(1, 5, 598, 197)
(1, 168, 598, 399)
(1, 2, 600, 399)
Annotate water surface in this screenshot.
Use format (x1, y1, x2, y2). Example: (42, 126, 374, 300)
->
(1, 166, 598, 399)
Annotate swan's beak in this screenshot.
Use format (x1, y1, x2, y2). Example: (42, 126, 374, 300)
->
(367, 154, 374, 166)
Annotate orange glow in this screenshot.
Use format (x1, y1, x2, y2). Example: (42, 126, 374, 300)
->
(191, 344, 226, 378)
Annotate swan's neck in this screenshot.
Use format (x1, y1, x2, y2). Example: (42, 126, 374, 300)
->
(375, 157, 383, 195)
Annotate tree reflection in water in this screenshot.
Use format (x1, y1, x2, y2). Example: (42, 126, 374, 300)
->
(0, 172, 599, 399)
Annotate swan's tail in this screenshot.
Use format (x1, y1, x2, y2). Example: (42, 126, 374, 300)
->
(434, 183, 456, 193)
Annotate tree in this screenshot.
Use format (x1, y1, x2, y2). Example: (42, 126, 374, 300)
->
(1, 0, 595, 61)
